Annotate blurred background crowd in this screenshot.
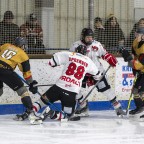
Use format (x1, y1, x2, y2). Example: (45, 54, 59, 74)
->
(0, 0, 144, 55)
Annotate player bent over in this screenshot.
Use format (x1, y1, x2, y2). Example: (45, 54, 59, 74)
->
(15, 45, 103, 123)
(0, 37, 40, 122)
(118, 27, 144, 118)
(69, 28, 126, 117)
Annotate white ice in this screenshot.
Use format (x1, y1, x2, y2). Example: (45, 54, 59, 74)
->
(0, 111, 144, 144)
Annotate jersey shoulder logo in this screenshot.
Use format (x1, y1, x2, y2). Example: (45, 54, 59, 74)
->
(92, 46, 98, 51)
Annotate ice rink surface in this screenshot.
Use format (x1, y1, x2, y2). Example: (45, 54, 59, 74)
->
(0, 110, 144, 144)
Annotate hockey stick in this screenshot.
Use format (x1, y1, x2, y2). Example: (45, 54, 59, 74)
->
(126, 91, 133, 115)
(69, 65, 111, 120)
(16, 73, 66, 116)
(17, 74, 81, 121)
(125, 74, 137, 115)
(79, 65, 111, 105)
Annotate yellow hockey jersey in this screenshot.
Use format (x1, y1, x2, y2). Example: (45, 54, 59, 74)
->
(0, 43, 32, 80)
(132, 39, 144, 72)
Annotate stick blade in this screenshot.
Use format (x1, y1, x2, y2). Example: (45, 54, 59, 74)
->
(69, 116, 81, 121)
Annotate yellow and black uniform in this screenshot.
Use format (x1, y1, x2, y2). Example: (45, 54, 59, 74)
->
(132, 39, 144, 72)
(119, 27, 144, 115)
(0, 43, 32, 90)
(0, 43, 34, 111)
(129, 39, 144, 113)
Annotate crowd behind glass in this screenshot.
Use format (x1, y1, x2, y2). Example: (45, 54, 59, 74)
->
(0, 11, 142, 54)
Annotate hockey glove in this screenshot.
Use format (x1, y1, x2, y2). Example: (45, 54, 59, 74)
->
(102, 53, 117, 67)
(93, 71, 102, 81)
(86, 77, 96, 87)
(29, 80, 38, 94)
(118, 46, 133, 62)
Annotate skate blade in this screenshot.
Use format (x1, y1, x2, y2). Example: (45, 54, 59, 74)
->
(30, 119, 43, 125)
(74, 113, 89, 117)
(138, 118, 144, 122)
(117, 115, 124, 118)
(128, 111, 144, 121)
(13, 116, 23, 121)
(61, 118, 68, 122)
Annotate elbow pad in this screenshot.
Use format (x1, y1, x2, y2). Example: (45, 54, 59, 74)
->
(49, 57, 57, 67)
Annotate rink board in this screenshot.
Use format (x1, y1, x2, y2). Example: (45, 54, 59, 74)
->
(0, 100, 136, 115)
(0, 58, 135, 114)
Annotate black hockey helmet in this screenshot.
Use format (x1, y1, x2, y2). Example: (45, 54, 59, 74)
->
(75, 45, 87, 55)
(81, 28, 94, 45)
(81, 28, 94, 38)
(136, 27, 144, 34)
(13, 37, 28, 50)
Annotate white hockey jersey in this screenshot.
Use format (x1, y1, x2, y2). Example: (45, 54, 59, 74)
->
(69, 40, 107, 73)
(49, 51, 99, 93)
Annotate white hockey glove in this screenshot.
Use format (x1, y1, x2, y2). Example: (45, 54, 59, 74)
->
(93, 71, 102, 80)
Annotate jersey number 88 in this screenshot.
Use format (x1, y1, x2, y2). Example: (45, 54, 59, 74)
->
(66, 62, 85, 80)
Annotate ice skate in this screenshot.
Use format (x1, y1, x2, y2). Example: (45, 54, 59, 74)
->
(28, 110, 43, 125)
(40, 107, 55, 121)
(75, 100, 89, 117)
(13, 110, 30, 121)
(129, 107, 144, 115)
(128, 107, 144, 121)
(115, 107, 126, 117)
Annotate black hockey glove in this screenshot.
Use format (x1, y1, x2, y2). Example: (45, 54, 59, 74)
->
(118, 46, 133, 62)
(29, 80, 38, 94)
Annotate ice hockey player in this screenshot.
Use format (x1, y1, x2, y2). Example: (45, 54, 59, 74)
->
(69, 28, 126, 117)
(0, 37, 40, 122)
(118, 27, 144, 117)
(14, 45, 103, 123)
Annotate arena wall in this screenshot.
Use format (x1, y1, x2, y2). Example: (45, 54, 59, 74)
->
(0, 58, 135, 114)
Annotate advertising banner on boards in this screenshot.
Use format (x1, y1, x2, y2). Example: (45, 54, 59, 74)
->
(115, 58, 134, 100)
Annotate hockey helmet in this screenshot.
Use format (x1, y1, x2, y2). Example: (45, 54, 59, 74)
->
(81, 28, 94, 38)
(75, 45, 87, 55)
(13, 37, 28, 50)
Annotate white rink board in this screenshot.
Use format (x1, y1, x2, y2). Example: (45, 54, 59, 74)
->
(0, 58, 132, 104)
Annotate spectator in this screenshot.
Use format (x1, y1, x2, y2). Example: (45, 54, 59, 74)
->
(126, 18, 144, 47)
(104, 14, 125, 52)
(0, 11, 20, 45)
(94, 17, 105, 46)
(20, 13, 45, 54)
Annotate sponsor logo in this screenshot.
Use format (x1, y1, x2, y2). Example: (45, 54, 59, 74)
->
(60, 76, 80, 87)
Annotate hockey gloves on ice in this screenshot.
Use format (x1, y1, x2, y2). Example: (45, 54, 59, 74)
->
(102, 53, 117, 67)
(29, 80, 38, 94)
(118, 46, 133, 62)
